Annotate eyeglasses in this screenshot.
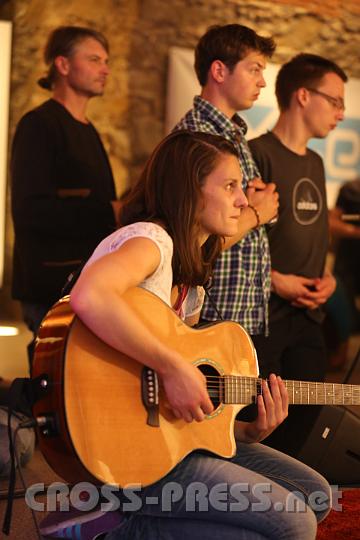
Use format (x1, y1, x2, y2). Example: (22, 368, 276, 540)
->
(306, 88, 345, 111)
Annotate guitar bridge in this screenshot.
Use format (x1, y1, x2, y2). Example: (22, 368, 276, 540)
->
(141, 367, 160, 427)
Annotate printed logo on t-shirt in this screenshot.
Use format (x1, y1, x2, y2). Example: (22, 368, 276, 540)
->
(292, 177, 323, 225)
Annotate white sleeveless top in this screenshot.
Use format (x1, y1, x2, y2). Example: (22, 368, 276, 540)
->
(84, 222, 204, 319)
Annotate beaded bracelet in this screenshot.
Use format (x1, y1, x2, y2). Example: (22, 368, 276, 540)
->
(248, 204, 261, 229)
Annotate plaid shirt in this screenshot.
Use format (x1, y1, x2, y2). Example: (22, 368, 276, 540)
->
(174, 96, 270, 335)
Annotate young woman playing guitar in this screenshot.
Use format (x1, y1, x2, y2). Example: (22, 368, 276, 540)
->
(70, 131, 331, 540)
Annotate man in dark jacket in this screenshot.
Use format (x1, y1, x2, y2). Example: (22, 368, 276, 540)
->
(11, 26, 120, 369)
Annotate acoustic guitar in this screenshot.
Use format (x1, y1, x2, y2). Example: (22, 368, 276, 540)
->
(32, 287, 360, 488)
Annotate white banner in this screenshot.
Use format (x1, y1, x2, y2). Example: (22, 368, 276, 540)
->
(166, 47, 360, 208)
(0, 21, 12, 288)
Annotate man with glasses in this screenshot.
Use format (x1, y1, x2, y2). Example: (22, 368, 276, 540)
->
(306, 87, 345, 111)
(248, 53, 347, 455)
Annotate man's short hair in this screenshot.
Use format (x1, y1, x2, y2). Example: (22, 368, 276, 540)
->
(195, 24, 276, 86)
(38, 26, 109, 90)
(275, 53, 348, 111)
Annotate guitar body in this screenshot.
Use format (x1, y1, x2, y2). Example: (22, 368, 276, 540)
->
(32, 287, 258, 487)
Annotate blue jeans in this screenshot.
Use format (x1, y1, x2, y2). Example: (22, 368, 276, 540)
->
(105, 442, 331, 540)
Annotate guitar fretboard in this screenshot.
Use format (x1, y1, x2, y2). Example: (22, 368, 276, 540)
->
(208, 376, 360, 406)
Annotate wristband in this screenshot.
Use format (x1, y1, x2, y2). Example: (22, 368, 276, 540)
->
(248, 204, 261, 229)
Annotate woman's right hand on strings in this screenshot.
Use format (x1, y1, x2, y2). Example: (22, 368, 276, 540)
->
(161, 358, 214, 423)
(71, 237, 213, 424)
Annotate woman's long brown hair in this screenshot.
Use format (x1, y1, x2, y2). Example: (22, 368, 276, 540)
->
(120, 130, 239, 287)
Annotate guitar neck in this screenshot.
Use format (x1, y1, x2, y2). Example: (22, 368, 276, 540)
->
(219, 376, 360, 406)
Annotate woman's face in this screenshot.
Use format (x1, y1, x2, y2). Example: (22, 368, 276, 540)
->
(197, 153, 248, 244)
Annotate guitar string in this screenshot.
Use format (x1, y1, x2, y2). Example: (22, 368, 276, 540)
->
(204, 379, 360, 404)
(204, 381, 359, 392)
(48, 376, 359, 395)
(47, 377, 359, 403)
(47, 376, 359, 395)
(204, 376, 359, 389)
(204, 375, 360, 385)
(204, 378, 359, 390)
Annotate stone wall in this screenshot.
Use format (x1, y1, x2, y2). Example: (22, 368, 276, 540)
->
(1, 0, 359, 317)
(127, 0, 359, 179)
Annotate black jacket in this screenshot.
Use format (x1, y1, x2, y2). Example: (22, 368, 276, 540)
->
(11, 99, 116, 304)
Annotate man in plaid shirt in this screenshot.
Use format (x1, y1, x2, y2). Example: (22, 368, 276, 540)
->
(174, 24, 279, 340)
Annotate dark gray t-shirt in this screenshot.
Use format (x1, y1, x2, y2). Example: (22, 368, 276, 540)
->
(249, 132, 329, 322)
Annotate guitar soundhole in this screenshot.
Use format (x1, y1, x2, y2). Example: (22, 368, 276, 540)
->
(198, 364, 222, 409)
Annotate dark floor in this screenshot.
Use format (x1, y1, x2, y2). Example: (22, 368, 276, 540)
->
(0, 448, 63, 539)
